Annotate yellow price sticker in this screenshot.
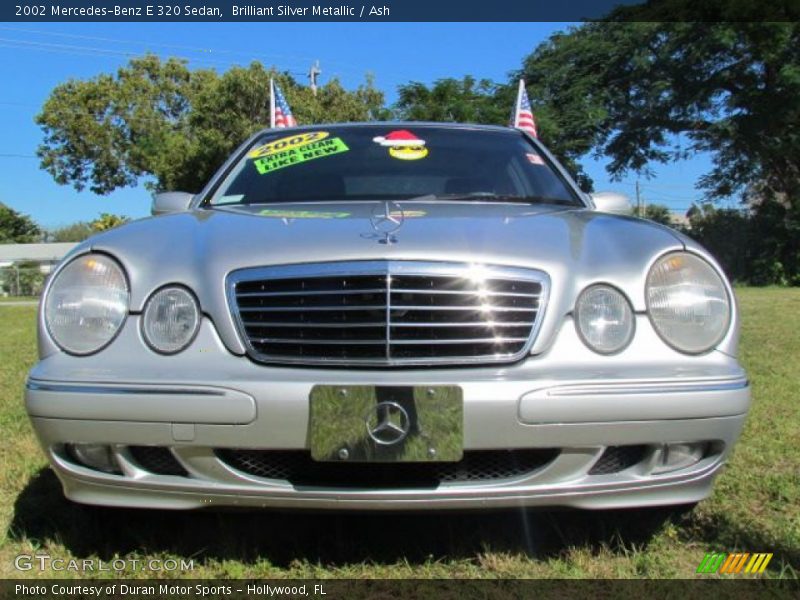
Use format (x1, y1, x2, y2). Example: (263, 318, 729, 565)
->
(248, 131, 330, 159)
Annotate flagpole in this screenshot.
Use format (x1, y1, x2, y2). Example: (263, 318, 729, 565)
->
(269, 78, 276, 129)
(514, 79, 525, 128)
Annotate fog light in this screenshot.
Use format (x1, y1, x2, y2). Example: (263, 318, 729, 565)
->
(652, 442, 706, 474)
(66, 443, 120, 474)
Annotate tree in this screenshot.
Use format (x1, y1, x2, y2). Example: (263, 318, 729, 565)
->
(639, 204, 673, 226)
(48, 221, 94, 243)
(395, 76, 512, 124)
(36, 55, 387, 195)
(393, 76, 593, 189)
(15, 261, 46, 296)
(518, 18, 800, 204)
(90, 213, 130, 232)
(686, 201, 800, 285)
(0, 204, 41, 243)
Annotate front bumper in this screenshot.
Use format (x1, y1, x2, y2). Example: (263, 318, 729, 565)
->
(25, 316, 750, 511)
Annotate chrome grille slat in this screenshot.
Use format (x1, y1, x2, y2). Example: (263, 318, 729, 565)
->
(227, 261, 549, 367)
(250, 337, 387, 345)
(238, 288, 386, 298)
(390, 337, 530, 345)
(390, 321, 531, 328)
(243, 321, 385, 328)
(238, 305, 387, 312)
(389, 305, 537, 312)
(391, 288, 540, 298)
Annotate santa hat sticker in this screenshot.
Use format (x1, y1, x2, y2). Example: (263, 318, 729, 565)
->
(373, 130, 426, 147)
(373, 130, 429, 160)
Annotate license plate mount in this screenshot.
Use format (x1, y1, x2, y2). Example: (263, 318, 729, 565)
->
(309, 385, 463, 463)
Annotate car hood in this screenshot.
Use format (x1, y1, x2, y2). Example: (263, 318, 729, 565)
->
(86, 201, 686, 356)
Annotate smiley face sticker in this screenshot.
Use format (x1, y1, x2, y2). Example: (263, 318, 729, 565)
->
(373, 130, 429, 160)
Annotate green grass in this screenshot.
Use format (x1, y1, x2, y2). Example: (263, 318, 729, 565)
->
(0, 289, 798, 579)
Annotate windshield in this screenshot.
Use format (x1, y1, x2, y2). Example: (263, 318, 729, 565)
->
(206, 125, 582, 207)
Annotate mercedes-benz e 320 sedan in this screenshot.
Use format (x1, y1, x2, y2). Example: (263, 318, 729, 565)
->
(26, 123, 749, 510)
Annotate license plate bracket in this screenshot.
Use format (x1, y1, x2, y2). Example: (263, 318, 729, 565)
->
(309, 385, 463, 462)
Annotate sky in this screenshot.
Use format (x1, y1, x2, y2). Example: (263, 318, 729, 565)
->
(0, 22, 726, 230)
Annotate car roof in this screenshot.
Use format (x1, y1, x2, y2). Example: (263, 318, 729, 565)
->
(251, 121, 519, 138)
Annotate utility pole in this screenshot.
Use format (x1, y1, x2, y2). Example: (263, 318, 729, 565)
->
(635, 180, 642, 216)
(641, 185, 646, 216)
(308, 60, 321, 96)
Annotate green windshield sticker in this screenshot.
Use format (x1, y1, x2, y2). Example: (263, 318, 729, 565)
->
(253, 137, 349, 175)
(258, 209, 351, 219)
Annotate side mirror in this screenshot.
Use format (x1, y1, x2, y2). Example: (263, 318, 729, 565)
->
(589, 192, 634, 215)
(151, 192, 195, 216)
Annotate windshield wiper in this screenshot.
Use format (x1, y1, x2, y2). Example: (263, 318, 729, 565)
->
(404, 192, 574, 205)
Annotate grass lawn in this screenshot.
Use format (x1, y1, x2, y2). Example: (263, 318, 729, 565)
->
(0, 288, 798, 579)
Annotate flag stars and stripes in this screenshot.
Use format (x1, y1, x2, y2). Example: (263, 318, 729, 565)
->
(512, 79, 538, 138)
(271, 79, 297, 128)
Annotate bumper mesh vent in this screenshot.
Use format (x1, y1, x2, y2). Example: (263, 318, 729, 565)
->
(228, 261, 547, 367)
(128, 446, 188, 476)
(216, 449, 559, 487)
(589, 445, 648, 475)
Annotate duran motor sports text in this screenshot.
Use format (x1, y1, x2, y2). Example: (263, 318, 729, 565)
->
(15, 584, 328, 597)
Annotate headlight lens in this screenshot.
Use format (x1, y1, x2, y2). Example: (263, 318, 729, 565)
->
(142, 286, 200, 354)
(44, 254, 129, 355)
(575, 285, 635, 354)
(646, 252, 731, 354)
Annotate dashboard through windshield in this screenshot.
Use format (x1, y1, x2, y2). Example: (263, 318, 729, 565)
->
(206, 125, 582, 207)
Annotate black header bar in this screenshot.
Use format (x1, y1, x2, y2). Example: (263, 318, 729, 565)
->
(4, 1, 799, 23)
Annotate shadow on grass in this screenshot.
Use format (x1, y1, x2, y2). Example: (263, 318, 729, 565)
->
(684, 511, 800, 571)
(10, 467, 690, 566)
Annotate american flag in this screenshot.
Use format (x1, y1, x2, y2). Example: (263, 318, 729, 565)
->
(512, 79, 538, 138)
(270, 79, 297, 128)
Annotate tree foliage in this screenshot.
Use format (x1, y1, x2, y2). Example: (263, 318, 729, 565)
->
(639, 203, 673, 226)
(47, 221, 94, 243)
(686, 201, 800, 285)
(392, 76, 593, 189)
(395, 76, 513, 124)
(36, 55, 387, 195)
(0, 204, 41, 244)
(91, 213, 130, 232)
(519, 19, 800, 203)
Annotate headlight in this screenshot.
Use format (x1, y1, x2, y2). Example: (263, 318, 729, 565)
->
(646, 252, 731, 354)
(575, 284, 635, 354)
(141, 286, 200, 354)
(44, 253, 129, 355)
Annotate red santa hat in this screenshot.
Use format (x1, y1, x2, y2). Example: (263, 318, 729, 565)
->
(373, 130, 426, 147)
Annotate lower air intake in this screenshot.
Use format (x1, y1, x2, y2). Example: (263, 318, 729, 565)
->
(589, 445, 648, 475)
(128, 446, 188, 476)
(216, 449, 559, 488)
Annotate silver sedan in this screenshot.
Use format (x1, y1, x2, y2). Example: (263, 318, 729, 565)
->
(26, 123, 748, 510)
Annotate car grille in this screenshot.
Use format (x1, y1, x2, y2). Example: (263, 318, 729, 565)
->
(216, 449, 559, 487)
(227, 261, 548, 366)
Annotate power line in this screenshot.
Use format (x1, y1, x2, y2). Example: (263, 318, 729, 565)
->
(0, 25, 371, 76)
(0, 37, 364, 91)
(0, 25, 234, 56)
(0, 36, 267, 70)
(617, 180, 701, 191)
(645, 186, 702, 200)
(0, 41, 126, 61)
